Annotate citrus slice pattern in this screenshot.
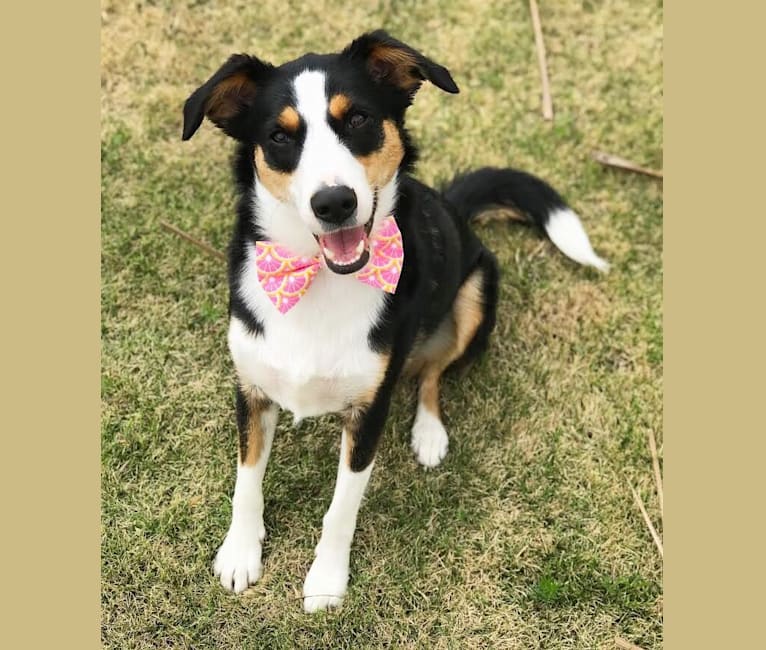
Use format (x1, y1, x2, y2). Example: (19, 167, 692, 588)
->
(356, 216, 404, 293)
(254, 215, 403, 314)
(253, 245, 320, 314)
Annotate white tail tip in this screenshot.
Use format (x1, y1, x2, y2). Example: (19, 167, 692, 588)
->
(545, 208, 610, 272)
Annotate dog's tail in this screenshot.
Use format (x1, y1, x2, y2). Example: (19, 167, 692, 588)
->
(442, 167, 609, 272)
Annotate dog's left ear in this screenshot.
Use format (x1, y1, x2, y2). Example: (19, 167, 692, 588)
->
(182, 54, 274, 141)
(342, 30, 459, 97)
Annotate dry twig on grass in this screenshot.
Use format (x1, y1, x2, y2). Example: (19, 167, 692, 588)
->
(592, 150, 663, 179)
(160, 220, 226, 262)
(648, 429, 664, 522)
(629, 483, 664, 558)
(615, 636, 646, 650)
(529, 0, 553, 120)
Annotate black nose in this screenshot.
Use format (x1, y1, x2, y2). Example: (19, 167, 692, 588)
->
(310, 186, 357, 225)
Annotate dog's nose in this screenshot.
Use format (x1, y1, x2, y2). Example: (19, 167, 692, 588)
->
(310, 186, 357, 225)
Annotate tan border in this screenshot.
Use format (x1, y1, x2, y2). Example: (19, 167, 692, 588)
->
(665, 3, 766, 648)
(2, 2, 100, 648)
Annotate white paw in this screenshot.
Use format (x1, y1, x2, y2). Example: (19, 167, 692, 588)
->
(411, 410, 449, 468)
(213, 522, 264, 593)
(302, 553, 349, 613)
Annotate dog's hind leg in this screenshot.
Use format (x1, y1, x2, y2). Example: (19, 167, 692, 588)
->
(411, 251, 498, 467)
(214, 385, 278, 593)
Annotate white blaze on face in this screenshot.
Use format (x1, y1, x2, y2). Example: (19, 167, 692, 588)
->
(254, 70, 400, 259)
(290, 70, 375, 233)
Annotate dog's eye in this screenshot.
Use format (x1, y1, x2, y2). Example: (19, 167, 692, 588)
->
(270, 130, 291, 144)
(347, 112, 368, 129)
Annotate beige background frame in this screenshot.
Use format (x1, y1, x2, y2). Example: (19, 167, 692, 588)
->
(3, 2, 763, 647)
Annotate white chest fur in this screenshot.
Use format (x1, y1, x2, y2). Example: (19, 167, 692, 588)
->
(228, 242, 389, 420)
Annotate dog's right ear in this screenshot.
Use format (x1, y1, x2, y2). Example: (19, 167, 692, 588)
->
(182, 54, 274, 141)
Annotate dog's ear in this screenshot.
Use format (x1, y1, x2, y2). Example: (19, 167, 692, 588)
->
(342, 30, 459, 98)
(182, 54, 274, 141)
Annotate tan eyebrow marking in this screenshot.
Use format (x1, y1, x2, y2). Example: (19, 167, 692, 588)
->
(277, 106, 300, 132)
(329, 94, 352, 121)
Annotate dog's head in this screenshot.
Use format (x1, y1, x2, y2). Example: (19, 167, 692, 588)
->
(182, 30, 458, 273)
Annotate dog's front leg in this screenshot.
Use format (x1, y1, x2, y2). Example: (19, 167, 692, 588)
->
(302, 392, 393, 613)
(214, 385, 278, 593)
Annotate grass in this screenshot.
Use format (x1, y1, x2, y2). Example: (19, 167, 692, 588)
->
(101, 1, 663, 648)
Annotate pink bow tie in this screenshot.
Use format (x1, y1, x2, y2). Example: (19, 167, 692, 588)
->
(254, 215, 404, 314)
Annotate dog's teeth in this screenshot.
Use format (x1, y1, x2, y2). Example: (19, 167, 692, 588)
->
(323, 247, 335, 260)
(355, 240, 365, 255)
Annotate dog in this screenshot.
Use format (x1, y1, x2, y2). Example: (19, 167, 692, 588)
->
(182, 30, 608, 612)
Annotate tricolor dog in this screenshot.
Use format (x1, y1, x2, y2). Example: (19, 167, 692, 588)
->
(182, 30, 607, 612)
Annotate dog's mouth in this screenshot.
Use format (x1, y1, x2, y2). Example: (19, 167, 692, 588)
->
(316, 220, 374, 274)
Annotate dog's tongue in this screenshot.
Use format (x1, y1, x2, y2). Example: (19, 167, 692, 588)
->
(318, 225, 367, 265)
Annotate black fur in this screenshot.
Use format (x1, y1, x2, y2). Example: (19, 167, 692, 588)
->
(443, 167, 569, 233)
(235, 386, 250, 461)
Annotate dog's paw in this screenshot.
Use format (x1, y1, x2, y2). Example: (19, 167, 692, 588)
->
(302, 553, 349, 613)
(213, 523, 264, 593)
(411, 410, 449, 468)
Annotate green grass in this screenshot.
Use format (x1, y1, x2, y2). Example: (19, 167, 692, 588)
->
(101, 1, 662, 648)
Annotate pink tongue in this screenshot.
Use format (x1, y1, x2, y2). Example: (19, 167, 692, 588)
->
(320, 226, 366, 263)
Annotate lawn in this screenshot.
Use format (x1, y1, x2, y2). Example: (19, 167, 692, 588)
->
(101, 1, 663, 648)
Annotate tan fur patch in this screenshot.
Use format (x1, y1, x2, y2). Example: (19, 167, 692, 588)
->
(452, 272, 485, 352)
(368, 44, 422, 91)
(254, 146, 291, 201)
(277, 105, 300, 132)
(357, 120, 404, 188)
(205, 72, 256, 122)
(238, 390, 271, 467)
(241, 413, 264, 466)
(473, 206, 527, 225)
(329, 94, 351, 121)
(415, 270, 486, 417)
(404, 319, 454, 377)
(343, 408, 365, 468)
(419, 370, 441, 416)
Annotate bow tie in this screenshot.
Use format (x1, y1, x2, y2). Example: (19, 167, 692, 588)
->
(254, 215, 403, 314)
